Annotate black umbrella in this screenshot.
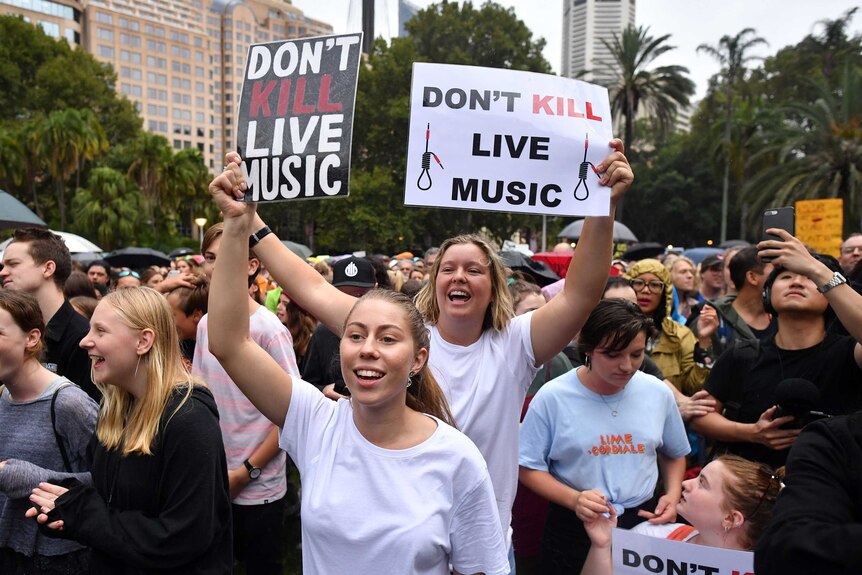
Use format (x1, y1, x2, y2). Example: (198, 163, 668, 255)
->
(622, 242, 665, 261)
(719, 239, 750, 249)
(168, 247, 195, 259)
(0, 190, 46, 229)
(105, 247, 171, 269)
(498, 251, 560, 286)
(282, 240, 313, 259)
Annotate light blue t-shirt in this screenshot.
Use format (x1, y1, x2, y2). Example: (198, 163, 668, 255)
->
(519, 368, 690, 515)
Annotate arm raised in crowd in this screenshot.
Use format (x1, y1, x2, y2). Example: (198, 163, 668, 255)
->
(217, 151, 356, 337)
(530, 139, 633, 366)
(206, 162, 294, 426)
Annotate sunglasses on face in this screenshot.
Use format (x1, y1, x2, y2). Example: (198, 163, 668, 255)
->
(630, 278, 665, 294)
(118, 270, 141, 279)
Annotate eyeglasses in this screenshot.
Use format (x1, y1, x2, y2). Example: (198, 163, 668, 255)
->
(630, 278, 665, 294)
(118, 270, 140, 279)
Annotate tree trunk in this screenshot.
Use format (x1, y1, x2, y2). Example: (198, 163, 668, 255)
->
(721, 83, 733, 243)
(55, 178, 66, 229)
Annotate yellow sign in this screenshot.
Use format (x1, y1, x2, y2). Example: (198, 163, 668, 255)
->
(795, 199, 843, 257)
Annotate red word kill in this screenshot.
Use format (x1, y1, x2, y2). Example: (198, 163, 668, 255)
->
(250, 75, 342, 118)
(532, 95, 602, 121)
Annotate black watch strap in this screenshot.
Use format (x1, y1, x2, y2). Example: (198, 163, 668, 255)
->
(243, 458, 262, 480)
(249, 225, 272, 248)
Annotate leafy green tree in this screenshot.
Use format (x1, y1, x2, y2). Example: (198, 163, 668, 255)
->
(600, 25, 695, 152)
(697, 28, 768, 243)
(743, 64, 862, 233)
(72, 167, 142, 249)
(36, 108, 107, 228)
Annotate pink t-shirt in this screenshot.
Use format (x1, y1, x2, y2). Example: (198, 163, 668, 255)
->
(193, 306, 299, 505)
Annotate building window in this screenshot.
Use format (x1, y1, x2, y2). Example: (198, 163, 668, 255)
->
(95, 11, 113, 25)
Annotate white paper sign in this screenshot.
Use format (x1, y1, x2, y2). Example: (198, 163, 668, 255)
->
(613, 528, 755, 575)
(404, 63, 614, 217)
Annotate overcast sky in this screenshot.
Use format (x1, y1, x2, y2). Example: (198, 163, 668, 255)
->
(292, 0, 861, 99)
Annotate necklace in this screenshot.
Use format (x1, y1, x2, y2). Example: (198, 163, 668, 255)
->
(599, 391, 624, 417)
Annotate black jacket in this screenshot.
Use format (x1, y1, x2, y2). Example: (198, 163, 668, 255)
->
(53, 386, 232, 574)
(755, 411, 862, 574)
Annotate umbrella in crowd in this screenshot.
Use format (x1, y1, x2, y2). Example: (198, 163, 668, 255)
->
(683, 247, 724, 264)
(168, 247, 196, 259)
(558, 219, 638, 243)
(282, 240, 313, 259)
(622, 242, 665, 261)
(498, 250, 560, 286)
(0, 190, 46, 229)
(104, 247, 171, 269)
(0, 230, 102, 256)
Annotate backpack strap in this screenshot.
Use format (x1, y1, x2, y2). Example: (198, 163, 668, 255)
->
(50, 384, 74, 473)
(667, 525, 697, 541)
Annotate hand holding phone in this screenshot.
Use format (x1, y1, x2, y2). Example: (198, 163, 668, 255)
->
(760, 207, 795, 263)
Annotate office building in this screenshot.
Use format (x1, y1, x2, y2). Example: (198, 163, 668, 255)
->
(561, 0, 635, 86)
(0, 0, 332, 171)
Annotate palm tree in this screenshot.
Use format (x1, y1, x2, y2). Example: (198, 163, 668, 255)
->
(743, 64, 862, 231)
(163, 149, 211, 237)
(36, 109, 87, 228)
(72, 167, 142, 249)
(126, 132, 171, 234)
(698, 28, 768, 243)
(601, 25, 695, 150)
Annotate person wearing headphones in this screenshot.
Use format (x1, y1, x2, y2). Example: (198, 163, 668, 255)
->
(690, 229, 862, 468)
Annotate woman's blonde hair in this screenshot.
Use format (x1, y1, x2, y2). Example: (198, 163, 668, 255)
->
(95, 287, 203, 455)
(414, 235, 514, 332)
(345, 289, 456, 427)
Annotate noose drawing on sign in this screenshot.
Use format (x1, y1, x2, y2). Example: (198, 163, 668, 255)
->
(572, 133, 600, 201)
(416, 123, 444, 191)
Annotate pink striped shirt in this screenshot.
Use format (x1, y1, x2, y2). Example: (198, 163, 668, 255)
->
(193, 306, 299, 505)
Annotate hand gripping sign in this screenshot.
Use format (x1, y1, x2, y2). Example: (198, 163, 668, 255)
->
(236, 32, 362, 202)
(612, 528, 754, 575)
(405, 63, 615, 217)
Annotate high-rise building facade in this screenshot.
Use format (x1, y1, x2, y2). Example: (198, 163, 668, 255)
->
(561, 0, 635, 86)
(0, 0, 332, 171)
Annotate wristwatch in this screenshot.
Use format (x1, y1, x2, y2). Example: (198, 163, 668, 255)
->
(243, 459, 262, 480)
(817, 271, 847, 294)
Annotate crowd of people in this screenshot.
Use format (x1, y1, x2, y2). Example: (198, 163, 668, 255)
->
(0, 145, 861, 575)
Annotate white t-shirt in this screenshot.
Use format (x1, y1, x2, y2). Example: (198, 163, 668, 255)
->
(428, 312, 539, 538)
(281, 378, 509, 575)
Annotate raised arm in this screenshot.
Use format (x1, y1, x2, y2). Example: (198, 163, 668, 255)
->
(206, 164, 294, 426)
(219, 151, 356, 336)
(531, 139, 633, 366)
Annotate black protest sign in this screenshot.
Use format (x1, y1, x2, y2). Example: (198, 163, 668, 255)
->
(237, 33, 362, 202)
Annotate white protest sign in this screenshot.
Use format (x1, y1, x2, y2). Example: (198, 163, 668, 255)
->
(404, 63, 614, 217)
(613, 528, 755, 575)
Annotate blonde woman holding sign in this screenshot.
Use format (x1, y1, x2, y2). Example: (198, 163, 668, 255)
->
(212, 143, 632, 566)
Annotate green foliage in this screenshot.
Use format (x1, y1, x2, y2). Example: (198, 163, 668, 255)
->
(600, 25, 695, 152)
(72, 167, 143, 250)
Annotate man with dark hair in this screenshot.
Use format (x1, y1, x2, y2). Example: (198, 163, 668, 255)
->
(302, 256, 377, 399)
(0, 228, 97, 400)
(688, 246, 776, 357)
(698, 254, 726, 301)
(86, 259, 112, 294)
(691, 231, 862, 468)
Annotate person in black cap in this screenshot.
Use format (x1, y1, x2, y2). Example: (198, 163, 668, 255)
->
(691, 229, 862, 468)
(698, 254, 726, 301)
(302, 257, 377, 399)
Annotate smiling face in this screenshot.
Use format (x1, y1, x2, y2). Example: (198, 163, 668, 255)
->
(80, 301, 147, 388)
(677, 460, 733, 534)
(433, 243, 494, 325)
(588, 331, 646, 391)
(340, 298, 426, 410)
